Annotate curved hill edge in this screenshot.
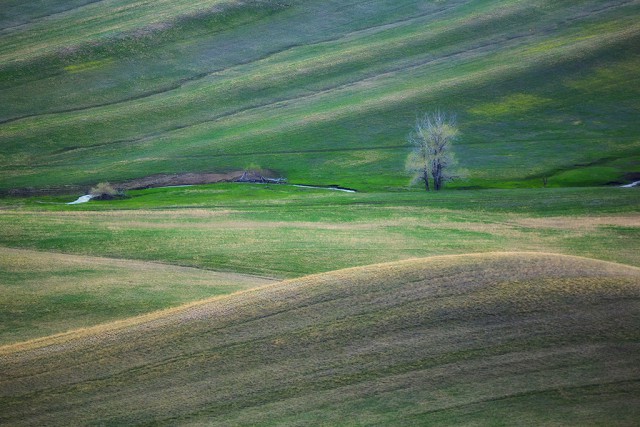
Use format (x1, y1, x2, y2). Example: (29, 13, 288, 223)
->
(0, 245, 277, 279)
(0, 246, 276, 347)
(1, 250, 638, 425)
(1, 251, 637, 356)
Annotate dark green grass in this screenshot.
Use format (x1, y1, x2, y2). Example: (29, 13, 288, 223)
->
(1, 253, 638, 425)
(1, 0, 639, 191)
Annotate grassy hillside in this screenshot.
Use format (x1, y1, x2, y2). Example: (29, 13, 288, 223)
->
(1, 253, 638, 425)
(1, 0, 639, 191)
(0, 246, 273, 345)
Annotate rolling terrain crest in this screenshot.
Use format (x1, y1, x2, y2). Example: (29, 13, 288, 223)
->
(1, 253, 638, 425)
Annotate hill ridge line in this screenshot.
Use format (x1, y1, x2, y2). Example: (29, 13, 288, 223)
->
(1, 0, 627, 107)
(0, 0, 460, 64)
(0, 0, 106, 34)
(0, 245, 278, 280)
(8, 17, 639, 166)
(0, 27, 535, 129)
(1, 251, 637, 356)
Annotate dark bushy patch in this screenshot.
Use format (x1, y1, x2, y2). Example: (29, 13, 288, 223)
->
(89, 182, 127, 200)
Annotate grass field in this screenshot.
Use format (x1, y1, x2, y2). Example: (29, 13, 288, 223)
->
(1, 185, 638, 279)
(0, 184, 638, 353)
(1, 0, 639, 191)
(1, 253, 638, 425)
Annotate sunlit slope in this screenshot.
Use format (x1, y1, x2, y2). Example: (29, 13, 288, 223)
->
(1, 253, 638, 425)
(0, 0, 639, 191)
(0, 246, 274, 345)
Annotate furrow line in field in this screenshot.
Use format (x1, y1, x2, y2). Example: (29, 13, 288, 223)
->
(5, 0, 635, 152)
(29, 34, 633, 164)
(406, 378, 640, 420)
(0, 1, 462, 125)
(26, 31, 549, 160)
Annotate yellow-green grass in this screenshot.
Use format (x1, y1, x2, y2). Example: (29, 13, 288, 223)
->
(1, 252, 638, 425)
(1, 0, 639, 190)
(1, 186, 639, 278)
(0, 247, 274, 345)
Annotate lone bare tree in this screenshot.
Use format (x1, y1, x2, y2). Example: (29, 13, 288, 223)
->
(406, 111, 459, 191)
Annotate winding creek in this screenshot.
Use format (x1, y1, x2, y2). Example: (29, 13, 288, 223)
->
(620, 180, 640, 188)
(66, 195, 94, 205)
(64, 181, 638, 205)
(292, 184, 356, 193)
(65, 183, 357, 204)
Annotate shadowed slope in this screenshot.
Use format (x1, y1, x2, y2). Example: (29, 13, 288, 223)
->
(1, 252, 638, 425)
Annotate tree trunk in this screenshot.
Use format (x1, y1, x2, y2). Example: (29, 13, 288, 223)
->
(432, 162, 442, 191)
(423, 170, 430, 191)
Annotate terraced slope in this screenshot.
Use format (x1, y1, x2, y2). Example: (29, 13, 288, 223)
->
(1, 0, 639, 191)
(0, 246, 274, 345)
(2, 253, 638, 425)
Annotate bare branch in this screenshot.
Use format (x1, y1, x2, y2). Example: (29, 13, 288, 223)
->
(405, 111, 460, 191)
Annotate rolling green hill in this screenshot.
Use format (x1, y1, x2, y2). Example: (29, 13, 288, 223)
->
(1, 253, 638, 425)
(1, 0, 639, 191)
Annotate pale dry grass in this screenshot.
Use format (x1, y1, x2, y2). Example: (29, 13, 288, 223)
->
(2, 251, 637, 354)
(2, 206, 638, 278)
(0, 246, 273, 281)
(0, 0, 248, 63)
(324, 150, 387, 167)
(4, 206, 597, 233)
(1, 209, 238, 218)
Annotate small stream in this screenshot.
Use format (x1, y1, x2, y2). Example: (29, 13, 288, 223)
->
(620, 180, 640, 188)
(65, 183, 357, 205)
(66, 195, 94, 205)
(292, 184, 356, 193)
(63, 180, 636, 205)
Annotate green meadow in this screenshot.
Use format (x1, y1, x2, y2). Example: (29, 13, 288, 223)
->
(0, 246, 273, 344)
(1, 0, 639, 425)
(1, 185, 639, 279)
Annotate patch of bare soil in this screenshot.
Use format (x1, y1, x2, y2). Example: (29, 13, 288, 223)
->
(3, 170, 285, 196)
(119, 170, 280, 190)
